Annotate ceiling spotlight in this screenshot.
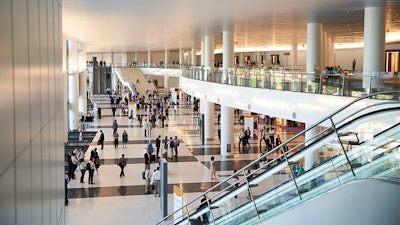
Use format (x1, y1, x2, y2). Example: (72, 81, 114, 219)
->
(346, 10, 351, 14)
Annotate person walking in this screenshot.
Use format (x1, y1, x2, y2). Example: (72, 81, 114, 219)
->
(151, 167, 161, 197)
(90, 148, 100, 174)
(113, 130, 119, 149)
(210, 156, 216, 180)
(79, 159, 87, 183)
(112, 119, 118, 133)
(144, 168, 151, 194)
(143, 119, 148, 137)
(88, 158, 95, 184)
(118, 154, 127, 177)
(173, 136, 180, 157)
(144, 148, 151, 170)
(98, 130, 104, 149)
(122, 130, 128, 148)
(155, 135, 161, 160)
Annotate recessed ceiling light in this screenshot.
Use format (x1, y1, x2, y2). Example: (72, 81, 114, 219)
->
(346, 10, 351, 14)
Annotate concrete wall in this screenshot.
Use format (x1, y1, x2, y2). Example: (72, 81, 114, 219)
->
(0, 0, 65, 224)
(259, 179, 400, 225)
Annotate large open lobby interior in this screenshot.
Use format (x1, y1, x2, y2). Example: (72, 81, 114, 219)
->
(1, 0, 400, 225)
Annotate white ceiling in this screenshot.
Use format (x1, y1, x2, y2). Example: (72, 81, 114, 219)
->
(62, 0, 400, 53)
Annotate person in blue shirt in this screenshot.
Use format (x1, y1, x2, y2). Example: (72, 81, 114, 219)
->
(147, 140, 154, 155)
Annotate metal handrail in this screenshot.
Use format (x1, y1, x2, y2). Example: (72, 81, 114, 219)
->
(156, 90, 400, 225)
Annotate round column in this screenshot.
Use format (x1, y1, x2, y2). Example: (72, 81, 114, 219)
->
(304, 124, 318, 171)
(204, 33, 214, 67)
(223, 28, 234, 83)
(204, 100, 214, 142)
(291, 41, 298, 68)
(221, 106, 234, 156)
(147, 51, 151, 67)
(164, 76, 169, 96)
(191, 48, 197, 66)
(306, 22, 322, 80)
(201, 40, 205, 66)
(164, 50, 169, 68)
(179, 49, 183, 65)
(68, 72, 80, 131)
(363, 6, 386, 93)
(79, 71, 87, 117)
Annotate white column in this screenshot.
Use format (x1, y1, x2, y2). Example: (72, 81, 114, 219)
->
(164, 76, 169, 95)
(199, 98, 205, 114)
(147, 51, 151, 67)
(306, 22, 322, 79)
(291, 41, 298, 69)
(256, 52, 261, 65)
(239, 52, 244, 65)
(304, 124, 318, 170)
(134, 52, 138, 63)
(201, 40, 205, 66)
(330, 36, 335, 67)
(164, 50, 169, 68)
(191, 48, 197, 66)
(68, 73, 80, 131)
(179, 49, 183, 65)
(363, 6, 386, 93)
(223, 28, 234, 83)
(78, 71, 87, 117)
(204, 100, 214, 142)
(221, 106, 234, 156)
(204, 33, 214, 68)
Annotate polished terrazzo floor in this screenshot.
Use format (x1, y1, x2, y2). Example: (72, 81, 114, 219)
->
(65, 102, 303, 225)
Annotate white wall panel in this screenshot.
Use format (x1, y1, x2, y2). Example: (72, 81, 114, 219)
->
(31, 135, 43, 225)
(0, 0, 63, 224)
(13, 0, 31, 157)
(29, 0, 42, 138)
(0, 0, 15, 175)
(16, 149, 32, 225)
(0, 165, 16, 225)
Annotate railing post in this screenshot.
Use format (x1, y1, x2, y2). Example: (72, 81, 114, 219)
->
(282, 145, 303, 200)
(329, 117, 356, 176)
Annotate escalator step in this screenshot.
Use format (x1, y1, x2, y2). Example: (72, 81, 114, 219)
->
(351, 163, 362, 168)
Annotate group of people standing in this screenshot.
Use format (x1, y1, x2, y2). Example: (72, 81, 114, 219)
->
(67, 147, 100, 185)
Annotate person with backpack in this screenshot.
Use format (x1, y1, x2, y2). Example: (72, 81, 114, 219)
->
(87, 158, 95, 184)
(168, 137, 174, 159)
(79, 159, 87, 183)
(173, 136, 179, 157)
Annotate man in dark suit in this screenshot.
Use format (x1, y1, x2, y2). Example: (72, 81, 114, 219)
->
(99, 130, 105, 149)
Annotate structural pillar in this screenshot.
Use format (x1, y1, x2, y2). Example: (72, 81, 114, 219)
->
(164, 50, 169, 68)
(148, 51, 151, 67)
(191, 48, 197, 66)
(304, 124, 319, 171)
(164, 76, 169, 96)
(223, 27, 234, 84)
(363, 6, 386, 93)
(78, 71, 87, 117)
(306, 22, 322, 79)
(204, 100, 214, 142)
(179, 49, 183, 66)
(68, 73, 79, 131)
(221, 106, 234, 156)
(201, 40, 205, 66)
(291, 41, 298, 69)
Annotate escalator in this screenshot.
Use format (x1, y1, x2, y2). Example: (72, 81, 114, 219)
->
(157, 91, 400, 225)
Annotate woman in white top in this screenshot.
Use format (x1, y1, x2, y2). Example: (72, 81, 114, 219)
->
(210, 156, 216, 180)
